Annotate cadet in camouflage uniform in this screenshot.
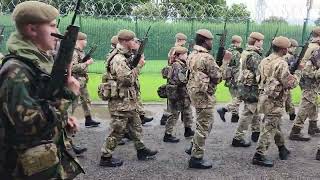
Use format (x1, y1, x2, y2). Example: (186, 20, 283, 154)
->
(163, 46, 194, 143)
(253, 36, 300, 167)
(0, 1, 83, 179)
(98, 29, 157, 167)
(217, 35, 243, 123)
(71, 32, 100, 127)
(289, 27, 320, 141)
(185, 29, 230, 169)
(283, 38, 299, 120)
(161, 33, 188, 125)
(231, 32, 264, 147)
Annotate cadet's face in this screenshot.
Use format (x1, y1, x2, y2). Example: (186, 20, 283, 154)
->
(288, 46, 296, 53)
(178, 39, 187, 46)
(179, 53, 188, 61)
(32, 20, 58, 51)
(77, 39, 87, 49)
(254, 40, 263, 48)
(206, 39, 213, 50)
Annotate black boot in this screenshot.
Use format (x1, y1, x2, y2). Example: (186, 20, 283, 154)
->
(251, 132, 260, 142)
(163, 133, 180, 143)
(185, 143, 193, 155)
(308, 121, 320, 136)
(188, 157, 212, 169)
(316, 149, 320, 161)
(118, 139, 125, 145)
(140, 115, 153, 125)
(232, 138, 251, 147)
(123, 133, 132, 141)
(231, 114, 239, 123)
(278, 145, 290, 160)
(72, 144, 87, 155)
(289, 125, 311, 141)
(99, 156, 123, 167)
(289, 113, 296, 121)
(160, 113, 169, 125)
(252, 153, 273, 167)
(137, 148, 158, 160)
(217, 107, 228, 122)
(184, 127, 195, 138)
(85, 116, 101, 127)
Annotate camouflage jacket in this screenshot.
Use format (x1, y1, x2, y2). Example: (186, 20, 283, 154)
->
(0, 32, 82, 179)
(258, 53, 300, 114)
(237, 45, 263, 102)
(301, 41, 320, 65)
(71, 48, 88, 86)
(103, 44, 142, 112)
(0, 53, 3, 60)
(187, 45, 222, 108)
(222, 44, 242, 88)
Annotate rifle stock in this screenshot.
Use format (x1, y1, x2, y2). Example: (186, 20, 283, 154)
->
(0, 26, 4, 44)
(216, 20, 227, 66)
(290, 32, 312, 74)
(130, 26, 151, 69)
(265, 27, 279, 57)
(81, 44, 97, 63)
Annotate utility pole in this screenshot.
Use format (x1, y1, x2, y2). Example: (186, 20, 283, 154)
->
(302, 0, 313, 43)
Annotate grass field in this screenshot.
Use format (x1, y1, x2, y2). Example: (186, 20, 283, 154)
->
(87, 60, 302, 103)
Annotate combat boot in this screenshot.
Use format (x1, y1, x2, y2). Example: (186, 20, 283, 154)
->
(99, 156, 123, 167)
(85, 115, 101, 127)
(163, 133, 180, 143)
(140, 115, 153, 125)
(72, 144, 87, 155)
(252, 153, 273, 167)
(217, 107, 228, 122)
(251, 132, 260, 142)
(123, 133, 132, 140)
(289, 125, 311, 141)
(160, 113, 169, 125)
(137, 148, 158, 160)
(316, 149, 320, 161)
(232, 138, 251, 147)
(231, 114, 239, 123)
(188, 157, 212, 169)
(185, 143, 193, 155)
(184, 127, 195, 138)
(308, 121, 320, 136)
(118, 139, 125, 145)
(289, 113, 296, 121)
(278, 145, 290, 160)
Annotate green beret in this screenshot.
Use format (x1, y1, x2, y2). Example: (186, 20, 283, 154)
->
(174, 46, 188, 54)
(117, 29, 136, 41)
(196, 29, 213, 39)
(272, 36, 291, 49)
(77, 32, 87, 40)
(175, 33, 187, 40)
(232, 35, 243, 43)
(12, 1, 59, 26)
(249, 32, 264, 40)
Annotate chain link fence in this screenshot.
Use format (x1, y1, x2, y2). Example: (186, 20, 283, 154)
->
(0, 0, 315, 73)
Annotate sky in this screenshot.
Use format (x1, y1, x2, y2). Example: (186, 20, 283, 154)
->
(226, 0, 320, 24)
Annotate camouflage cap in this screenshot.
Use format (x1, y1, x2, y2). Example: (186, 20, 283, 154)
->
(77, 32, 87, 40)
(117, 29, 136, 41)
(196, 29, 213, 39)
(111, 35, 118, 45)
(12, 1, 59, 26)
(289, 38, 298, 47)
(312, 27, 320, 37)
(175, 33, 187, 40)
(272, 36, 291, 49)
(231, 35, 243, 43)
(249, 32, 264, 40)
(174, 46, 188, 54)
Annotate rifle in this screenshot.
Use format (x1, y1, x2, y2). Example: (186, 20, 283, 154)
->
(81, 44, 97, 63)
(216, 19, 227, 67)
(187, 39, 194, 55)
(0, 26, 4, 44)
(130, 26, 151, 69)
(43, 0, 81, 99)
(289, 32, 312, 74)
(265, 27, 279, 57)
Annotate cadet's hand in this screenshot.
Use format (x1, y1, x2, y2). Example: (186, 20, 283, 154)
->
(138, 54, 145, 67)
(67, 116, 79, 134)
(223, 50, 232, 63)
(67, 65, 80, 95)
(86, 58, 94, 65)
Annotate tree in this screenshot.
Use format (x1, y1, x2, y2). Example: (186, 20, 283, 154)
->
(226, 3, 250, 20)
(262, 16, 288, 24)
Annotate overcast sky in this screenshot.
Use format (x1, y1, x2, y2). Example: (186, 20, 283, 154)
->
(226, 0, 320, 24)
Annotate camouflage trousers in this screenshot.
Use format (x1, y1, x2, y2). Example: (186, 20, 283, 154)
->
(191, 108, 214, 159)
(101, 110, 145, 158)
(226, 87, 241, 114)
(122, 96, 145, 136)
(256, 114, 285, 155)
(71, 85, 91, 117)
(234, 102, 261, 140)
(293, 89, 318, 128)
(285, 91, 295, 115)
(165, 102, 193, 135)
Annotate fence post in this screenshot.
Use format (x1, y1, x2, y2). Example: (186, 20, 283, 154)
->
(135, 16, 139, 37)
(79, 15, 82, 31)
(245, 18, 250, 43)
